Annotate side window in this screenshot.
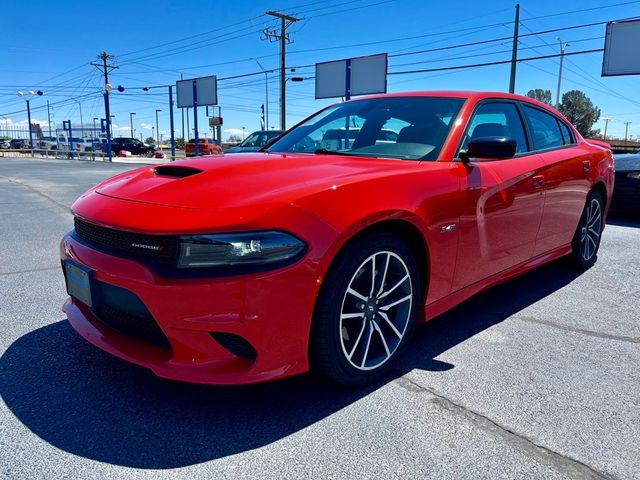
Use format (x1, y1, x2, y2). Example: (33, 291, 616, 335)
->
(558, 121, 575, 145)
(462, 102, 528, 154)
(523, 105, 564, 150)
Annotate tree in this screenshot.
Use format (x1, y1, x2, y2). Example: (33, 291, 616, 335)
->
(228, 134, 242, 143)
(175, 137, 185, 149)
(558, 90, 601, 137)
(526, 89, 553, 105)
(145, 136, 155, 144)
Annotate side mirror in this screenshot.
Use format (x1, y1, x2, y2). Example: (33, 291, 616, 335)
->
(459, 137, 517, 162)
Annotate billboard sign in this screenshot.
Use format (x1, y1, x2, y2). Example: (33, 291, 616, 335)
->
(176, 76, 218, 108)
(602, 20, 640, 76)
(316, 53, 387, 99)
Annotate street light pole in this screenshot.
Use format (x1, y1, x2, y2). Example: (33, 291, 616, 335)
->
(129, 112, 136, 138)
(92, 117, 98, 161)
(601, 117, 611, 141)
(555, 38, 570, 108)
(17, 90, 42, 154)
(155, 109, 162, 150)
(253, 58, 269, 130)
(71, 97, 84, 140)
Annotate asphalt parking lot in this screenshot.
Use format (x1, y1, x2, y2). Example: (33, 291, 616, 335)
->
(1, 156, 638, 479)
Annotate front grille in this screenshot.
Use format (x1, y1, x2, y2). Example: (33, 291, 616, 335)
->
(92, 281, 171, 350)
(74, 217, 179, 267)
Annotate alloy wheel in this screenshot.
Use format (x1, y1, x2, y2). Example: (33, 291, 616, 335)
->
(339, 251, 413, 371)
(580, 197, 602, 262)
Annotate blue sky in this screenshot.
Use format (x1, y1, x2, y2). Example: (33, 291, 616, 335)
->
(1, 0, 639, 141)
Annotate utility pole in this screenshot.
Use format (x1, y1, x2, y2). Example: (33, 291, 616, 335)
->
(508, 4, 520, 94)
(262, 11, 299, 130)
(555, 38, 570, 108)
(602, 117, 610, 140)
(91, 52, 117, 162)
(624, 121, 632, 141)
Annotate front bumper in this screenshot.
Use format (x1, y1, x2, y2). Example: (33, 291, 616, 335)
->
(60, 233, 319, 385)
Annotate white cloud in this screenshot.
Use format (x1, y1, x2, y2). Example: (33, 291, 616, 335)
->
(111, 123, 130, 133)
(223, 128, 246, 140)
(140, 122, 153, 130)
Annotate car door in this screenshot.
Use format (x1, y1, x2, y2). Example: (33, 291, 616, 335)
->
(452, 100, 546, 290)
(520, 105, 592, 256)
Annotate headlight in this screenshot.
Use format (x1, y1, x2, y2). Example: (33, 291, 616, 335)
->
(177, 231, 306, 268)
(627, 171, 640, 180)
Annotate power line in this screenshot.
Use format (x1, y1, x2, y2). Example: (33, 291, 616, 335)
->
(387, 49, 604, 76)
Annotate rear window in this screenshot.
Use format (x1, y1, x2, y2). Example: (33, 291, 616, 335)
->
(558, 121, 575, 145)
(523, 105, 564, 151)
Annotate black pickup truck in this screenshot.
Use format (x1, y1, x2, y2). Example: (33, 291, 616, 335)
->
(104, 137, 155, 156)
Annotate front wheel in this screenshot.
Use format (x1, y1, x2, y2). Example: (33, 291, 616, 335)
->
(570, 190, 604, 269)
(310, 233, 420, 386)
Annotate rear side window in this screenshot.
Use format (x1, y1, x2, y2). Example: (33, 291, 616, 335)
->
(523, 105, 564, 150)
(463, 102, 529, 154)
(558, 121, 575, 145)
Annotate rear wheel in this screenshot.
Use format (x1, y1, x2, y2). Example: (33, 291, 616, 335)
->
(310, 233, 420, 386)
(570, 190, 604, 269)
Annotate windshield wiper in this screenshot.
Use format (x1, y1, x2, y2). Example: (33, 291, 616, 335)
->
(313, 148, 360, 156)
(314, 148, 341, 155)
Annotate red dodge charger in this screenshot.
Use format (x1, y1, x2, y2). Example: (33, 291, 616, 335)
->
(60, 91, 614, 386)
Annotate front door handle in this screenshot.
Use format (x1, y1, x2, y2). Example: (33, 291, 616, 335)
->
(532, 175, 545, 189)
(583, 160, 591, 172)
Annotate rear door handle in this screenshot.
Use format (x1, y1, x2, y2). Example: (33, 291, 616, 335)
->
(532, 175, 545, 189)
(583, 160, 591, 172)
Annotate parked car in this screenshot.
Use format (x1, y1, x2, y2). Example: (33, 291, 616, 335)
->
(60, 91, 614, 387)
(9, 138, 29, 149)
(611, 153, 640, 212)
(225, 130, 283, 153)
(185, 138, 222, 156)
(106, 137, 155, 157)
(39, 135, 68, 150)
(0, 139, 10, 149)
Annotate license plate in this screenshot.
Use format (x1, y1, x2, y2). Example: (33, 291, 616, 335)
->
(64, 260, 93, 308)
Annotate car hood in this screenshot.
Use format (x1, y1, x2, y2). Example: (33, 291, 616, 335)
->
(93, 152, 422, 210)
(614, 154, 640, 172)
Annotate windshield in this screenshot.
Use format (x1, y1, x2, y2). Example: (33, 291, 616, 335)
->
(267, 96, 465, 161)
(239, 130, 282, 148)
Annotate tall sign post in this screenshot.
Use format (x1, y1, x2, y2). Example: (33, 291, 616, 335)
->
(176, 75, 217, 157)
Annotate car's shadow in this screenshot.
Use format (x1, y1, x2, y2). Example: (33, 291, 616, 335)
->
(0, 259, 583, 469)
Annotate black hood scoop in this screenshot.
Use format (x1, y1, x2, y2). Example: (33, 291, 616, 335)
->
(154, 165, 203, 178)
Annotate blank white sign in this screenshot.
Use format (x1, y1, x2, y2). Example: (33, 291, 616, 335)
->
(176, 76, 218, 108)
(602, 20, 640, 76)
(350, 54, 387, 96)
(315, 53, 387, 99)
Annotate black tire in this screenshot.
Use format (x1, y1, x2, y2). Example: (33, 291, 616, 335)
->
(146, 149, 155, 158)
(569, 190, 604, 269)
(310, 233, 420, 386)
